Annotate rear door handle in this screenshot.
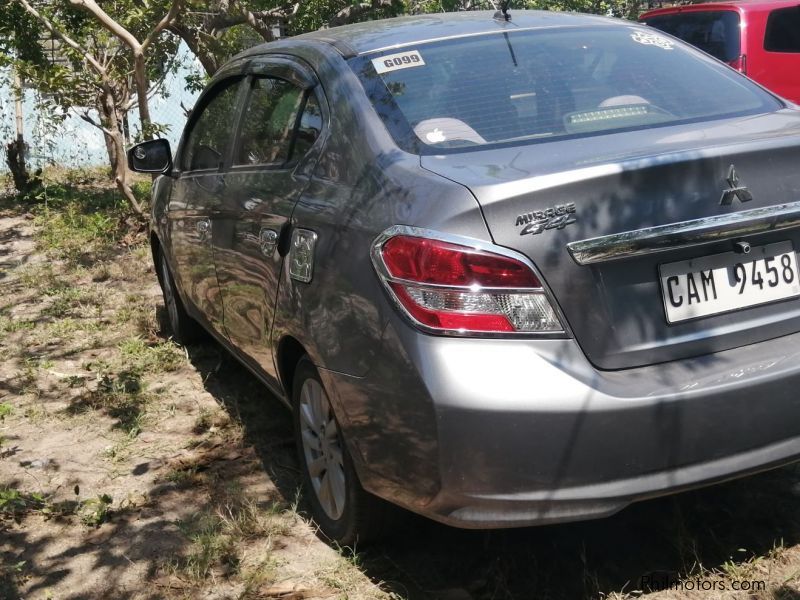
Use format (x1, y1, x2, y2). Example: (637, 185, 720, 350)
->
(259, 228, 279, 257)
(196, 218, 211, 242)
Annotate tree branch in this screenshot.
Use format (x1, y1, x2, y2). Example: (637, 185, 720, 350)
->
(124, 51, 178, 111)
(168, 22, 220, 74)
(69, 0, 141, 52)
(326, 0, 401, 27)
(14, 0, 106, 76)
(75, 108, 112, 136)
(68, 0, 166, 138)
(142, 0, 184, 52)
(205, 2, 299, 35)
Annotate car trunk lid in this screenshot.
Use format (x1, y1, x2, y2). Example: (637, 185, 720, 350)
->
(421, 111, 800, 369)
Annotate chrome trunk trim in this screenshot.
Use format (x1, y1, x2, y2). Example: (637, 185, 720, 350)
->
(567, 201, 800, 265)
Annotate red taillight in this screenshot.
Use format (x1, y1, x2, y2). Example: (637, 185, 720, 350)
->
(382, 236, 540, 288)
(373, 232, 562, 335)
(728, 54, 747, 75)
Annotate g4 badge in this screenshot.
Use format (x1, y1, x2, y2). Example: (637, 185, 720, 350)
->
(515, 203, 577, 236)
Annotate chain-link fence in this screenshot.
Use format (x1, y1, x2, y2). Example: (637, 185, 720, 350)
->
(0, 43, 202, 173)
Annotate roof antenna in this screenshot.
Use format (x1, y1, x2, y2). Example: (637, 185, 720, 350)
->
(493, 0, 511, 21)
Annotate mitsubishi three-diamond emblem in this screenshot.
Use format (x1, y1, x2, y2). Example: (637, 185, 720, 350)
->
(719, 164, 754, 205)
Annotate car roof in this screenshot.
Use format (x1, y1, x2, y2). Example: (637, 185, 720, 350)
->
(641, 0, 800, 18)
(246, 10, 624, 58)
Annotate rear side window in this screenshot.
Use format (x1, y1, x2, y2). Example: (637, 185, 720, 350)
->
(182, 78, 241, 171)
(352, 27, 779, 155)
(292, 94, 323, 160)
(644, 11, 741, 62)
(765, 6, 800, 53)
(235, 77, 304, 166)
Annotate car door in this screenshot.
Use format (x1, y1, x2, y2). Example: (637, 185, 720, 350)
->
(212, 59, 325, 383)
(168, 75, 246, 336)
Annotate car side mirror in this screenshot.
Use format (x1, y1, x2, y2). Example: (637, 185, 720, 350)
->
(128, 139, 172, 174)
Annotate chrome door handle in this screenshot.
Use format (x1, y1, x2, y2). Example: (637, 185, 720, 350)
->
(196, 219, 211, 241)
(259, 228, 279, 257)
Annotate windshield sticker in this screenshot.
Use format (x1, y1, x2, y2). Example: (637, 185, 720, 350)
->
(630, 30, 675, 50)
(372, 50, 425, 74)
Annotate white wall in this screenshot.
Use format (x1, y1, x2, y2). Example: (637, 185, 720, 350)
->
(0, 42, 202, 171)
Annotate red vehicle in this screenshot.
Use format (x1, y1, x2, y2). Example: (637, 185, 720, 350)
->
(640, 1, 800, 103)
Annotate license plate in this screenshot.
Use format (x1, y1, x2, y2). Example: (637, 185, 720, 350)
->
(659, 241, 800, 324)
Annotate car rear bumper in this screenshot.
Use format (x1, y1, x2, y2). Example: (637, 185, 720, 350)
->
(421, 434, 800, 528)
(321, 315, 800, 528)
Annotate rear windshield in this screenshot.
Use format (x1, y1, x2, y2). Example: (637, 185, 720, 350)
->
(351, 27, 777, 155)
(643, 11, 741, 62)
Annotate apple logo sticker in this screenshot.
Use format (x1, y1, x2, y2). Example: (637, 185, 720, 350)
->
(426, 128, 446, 144)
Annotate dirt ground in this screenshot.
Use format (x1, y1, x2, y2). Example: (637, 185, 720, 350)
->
(3, 186, 800, 600)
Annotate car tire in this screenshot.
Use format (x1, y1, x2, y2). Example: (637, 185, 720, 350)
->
(157, 248, 205, 345)
(292, 357, 390, 546)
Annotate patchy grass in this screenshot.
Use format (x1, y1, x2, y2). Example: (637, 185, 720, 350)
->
(56, 338, 184, 436)
(34, 189, 136, 261)
(35, 202, 120, 263)
(64, 360, 157, 436)
(77, 493, 114, 527)
(118, 337, 185, 375)
(0, 168, 148, 268)
(162, 464, 202, 486)
(165, 490, 290, 586)
(0, 316, 35, 336)
(0, 488, 45, 518)
(0, 485, 114, 528)
(172, 511, 240, 582)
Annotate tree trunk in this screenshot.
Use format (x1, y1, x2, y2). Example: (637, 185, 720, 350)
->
(98, 85, 145, 218)
(5, 140, 35, 194)
(101, 117, 118, 171)
(170, 23, 219, 75)
(133, 51, 153, 139)
(13, 68, 26, 180)
(6, 68, 41, 194)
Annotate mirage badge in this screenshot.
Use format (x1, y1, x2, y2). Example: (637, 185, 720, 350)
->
(515, 203, 577, 236)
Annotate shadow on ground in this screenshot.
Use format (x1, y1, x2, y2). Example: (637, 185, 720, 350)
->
(188, 338, 800, 600)
(0, 338, 288, 600)
(3, 331, 800, 599)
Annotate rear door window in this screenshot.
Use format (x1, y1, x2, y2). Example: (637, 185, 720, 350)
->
(643, 11, 741, 62)
(291, 93, 323, 160)
(234, 77, 305, 167)
(765, 6, 800, 53)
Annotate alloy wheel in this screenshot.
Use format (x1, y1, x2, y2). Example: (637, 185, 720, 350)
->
(299, 378, 346, 521)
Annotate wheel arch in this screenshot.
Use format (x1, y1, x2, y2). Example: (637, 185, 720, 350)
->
(277, 335, 309, 400)
(150, 232, 163, 283)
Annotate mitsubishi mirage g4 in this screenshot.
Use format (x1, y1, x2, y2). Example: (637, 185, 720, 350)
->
(128, 10, 800, 544)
